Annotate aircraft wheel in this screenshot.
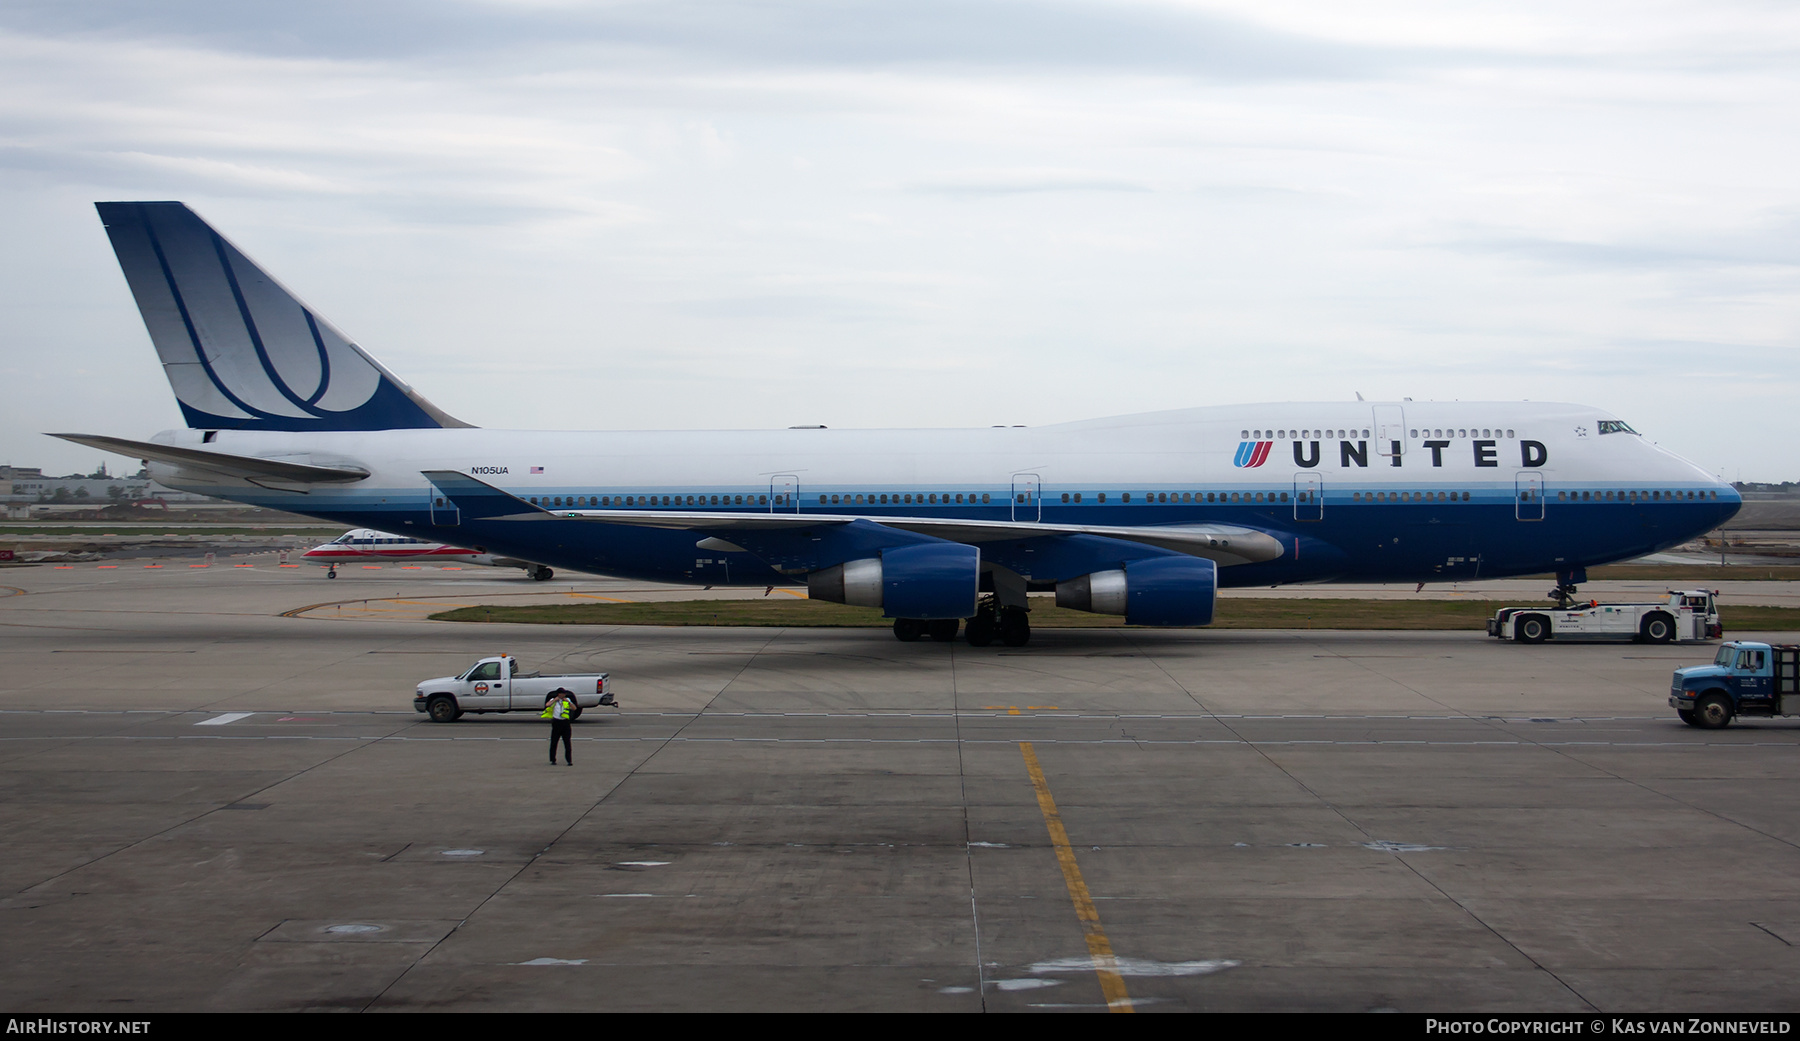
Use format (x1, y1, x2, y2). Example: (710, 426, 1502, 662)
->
(893, 618, 924, 642)
(927, 618, 960, 642)
(326, 569, 336, 579)
(1693, 693, 1733, 729)
(1516, 615, 1549, 644)
(1676, 709, 1700, 727)
(999, 609, 1031, 647)
(426, 696, 461, 723)
(531, 566, 554, 582)
(1640, 614, 1675, 644)
(965, 613, 996, 647)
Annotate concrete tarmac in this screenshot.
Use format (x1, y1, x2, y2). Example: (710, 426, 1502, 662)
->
(3, 561, 1799, 1012)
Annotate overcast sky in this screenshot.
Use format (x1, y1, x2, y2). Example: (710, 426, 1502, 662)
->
(2, 1, 1796, 479)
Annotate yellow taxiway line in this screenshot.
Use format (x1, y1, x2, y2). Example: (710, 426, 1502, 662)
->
(1018, 741, 1133, 1013)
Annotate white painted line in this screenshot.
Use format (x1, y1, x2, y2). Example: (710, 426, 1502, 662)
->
(195, 712, 254, 726)
(1027, 957, 1238, 978)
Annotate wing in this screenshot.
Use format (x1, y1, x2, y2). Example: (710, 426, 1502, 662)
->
(51, 433, 369, 491)
(422, 471, 1285, 577)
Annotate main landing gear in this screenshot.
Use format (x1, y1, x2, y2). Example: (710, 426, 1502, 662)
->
(528, 565, 555, 582)
(893, 597, 1031, 647)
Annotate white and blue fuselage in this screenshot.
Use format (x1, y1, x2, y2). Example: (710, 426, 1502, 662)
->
(140, 402, 1736, 589)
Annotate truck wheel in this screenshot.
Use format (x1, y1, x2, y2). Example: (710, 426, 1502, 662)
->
(1693, 693, 1733, 729)
(427, 696, 461, 723)
(1676, 709, 1700, 727)
(570, 705, 583, 721)
(1516, 615, 1548, 644)
(1640, 614, 1675, 644)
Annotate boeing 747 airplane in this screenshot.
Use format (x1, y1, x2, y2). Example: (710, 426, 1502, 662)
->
(54, 202, 1740, 646)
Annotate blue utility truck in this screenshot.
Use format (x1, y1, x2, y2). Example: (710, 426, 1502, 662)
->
(1669, 642, 1800, 728)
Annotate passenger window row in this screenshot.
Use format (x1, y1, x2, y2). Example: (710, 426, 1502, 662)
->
(1238, 427, 1522, 440)
(527, 494, 771, 507)
(1245, 428, 1370, 439)
(1410, 429, 1515, 439)
(818, 493, 994, 505)
(1558, 490, 1718, 502)
(1352, 491, 1472, 502)
(511, 486, 1715, 510)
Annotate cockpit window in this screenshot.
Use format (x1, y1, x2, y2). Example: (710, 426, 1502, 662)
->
(1597, 420, 1637, 436)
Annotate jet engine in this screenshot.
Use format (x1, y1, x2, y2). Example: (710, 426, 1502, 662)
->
(806, 543, 979, 619)
(1054, 556, 1217, 626)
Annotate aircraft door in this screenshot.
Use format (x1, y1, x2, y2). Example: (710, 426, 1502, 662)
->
(428, 479, 460, 527)
(1515, 472, 1545, 521)
(1373, 405, 1406, 459)
(1011, 473, 1041, 522)
(1293, 472, 1323, 521)
(769, 474, 800, 513)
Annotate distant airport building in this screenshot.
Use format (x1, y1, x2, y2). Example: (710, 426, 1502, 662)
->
(0, 463, 219, 515)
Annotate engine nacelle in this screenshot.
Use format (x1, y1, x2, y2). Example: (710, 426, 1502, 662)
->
(807, 543, 979, 619)
(1055, 557, 1217, 626)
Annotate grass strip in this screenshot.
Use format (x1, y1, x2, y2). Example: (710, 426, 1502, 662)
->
(431, 597, 1800, 632)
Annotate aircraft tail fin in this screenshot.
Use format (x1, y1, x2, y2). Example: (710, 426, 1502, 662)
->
(95, 201, 470, 431)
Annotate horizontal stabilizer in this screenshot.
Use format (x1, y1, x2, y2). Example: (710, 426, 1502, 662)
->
(49, 433, 369, 490)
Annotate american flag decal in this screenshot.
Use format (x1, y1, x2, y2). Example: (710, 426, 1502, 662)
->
(530, 466, 544, 474)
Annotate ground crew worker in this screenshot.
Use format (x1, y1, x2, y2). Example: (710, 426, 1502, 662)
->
(544, 687, 575, 765)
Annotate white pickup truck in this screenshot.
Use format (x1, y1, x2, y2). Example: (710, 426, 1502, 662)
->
(415, 656, 614, 723)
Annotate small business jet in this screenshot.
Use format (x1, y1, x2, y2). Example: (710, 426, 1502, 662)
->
(52, 202, 1740, 647)
(302, 529, 554, 580)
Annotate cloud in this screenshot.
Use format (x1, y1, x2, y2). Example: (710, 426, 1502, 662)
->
(1442, 226, 1800, 271)
(2, 3, 1799, 479)
(0, 1, 1396, 79)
